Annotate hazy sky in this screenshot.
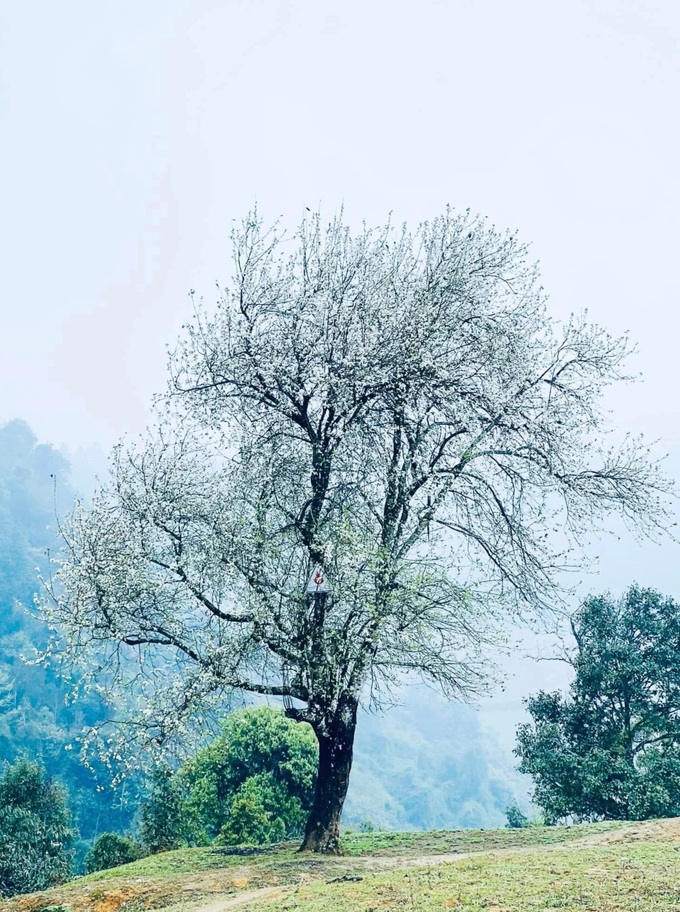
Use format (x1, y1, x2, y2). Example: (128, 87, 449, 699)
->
(2, 0, 679, 453)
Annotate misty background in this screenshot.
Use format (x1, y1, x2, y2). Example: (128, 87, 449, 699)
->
(1, 0, 679, 828)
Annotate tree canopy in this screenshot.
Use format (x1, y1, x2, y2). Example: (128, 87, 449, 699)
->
(179, 706, 318, 845)
(41, 208, 672, 851)
(0, 758, 75, 897)
(516, 586, 680, 823)
(0, 420, 135, 848)
(85, 833, 142, 874)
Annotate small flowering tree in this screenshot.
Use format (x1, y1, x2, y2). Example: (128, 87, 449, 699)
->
(41, 208, 671, 852)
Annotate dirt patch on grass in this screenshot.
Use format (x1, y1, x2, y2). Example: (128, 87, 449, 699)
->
(190, 887, 291, 911)
(2, 867, 277, 912)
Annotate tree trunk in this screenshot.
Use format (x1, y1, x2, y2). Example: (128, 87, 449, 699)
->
(299, 697, 358, 854)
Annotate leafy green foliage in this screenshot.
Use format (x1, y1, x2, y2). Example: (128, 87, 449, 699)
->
(85, 833, 142, 873)
(0, 420, 135, 845)
(516, 586, 680, 822)
(140, 767, 186, 854)
(0, 759, 75, 897)
(179, 707, 318, 845)
(504, 803, 529, 828)
(215, 773, 287, 845)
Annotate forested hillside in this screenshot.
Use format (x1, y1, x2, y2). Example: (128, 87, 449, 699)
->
(347, 694, 526, 830)
(0, 419, 527, 847)
(0, 420, 135, 860)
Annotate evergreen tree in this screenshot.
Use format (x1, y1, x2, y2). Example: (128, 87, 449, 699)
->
(140, 767, 186, 854)
(516, 587, 680, 822)
(0, 759, 76, 897)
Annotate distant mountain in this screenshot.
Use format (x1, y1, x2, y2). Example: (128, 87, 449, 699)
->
(0, 419, 135, 863)
(345, 688, 529, 830)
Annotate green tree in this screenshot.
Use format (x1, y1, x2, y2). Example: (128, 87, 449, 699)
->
(216, 774, 287, 845)
(504, 804, 529, 828)
(0, 759, 75, 897)
(140, 767, 186, 854)
(516, 586, 680, 823)
(0, 420, 136, 844)
(85, 833, 142, 872)
(179, 707, 317, 845)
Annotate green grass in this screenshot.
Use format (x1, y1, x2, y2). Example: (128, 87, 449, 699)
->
(79, 845, 298, 881)
(340, 820, 626, 856)
(247, 842, 680, 911)
(0, 820, 668, 912)
(80, 823, 623, 881)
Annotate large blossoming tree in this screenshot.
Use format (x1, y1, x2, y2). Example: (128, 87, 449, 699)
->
(41, 209, 671, 852)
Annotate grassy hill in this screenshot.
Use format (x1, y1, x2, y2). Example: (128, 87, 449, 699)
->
(4, 819, 680, 912)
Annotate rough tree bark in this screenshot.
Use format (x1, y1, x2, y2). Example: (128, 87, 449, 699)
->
(296, 695, 358, 853)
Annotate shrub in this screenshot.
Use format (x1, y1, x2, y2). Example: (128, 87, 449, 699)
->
(179, 707, 317, 845)
(505, 803, 529, 828)
(85, 833, 142, 872)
